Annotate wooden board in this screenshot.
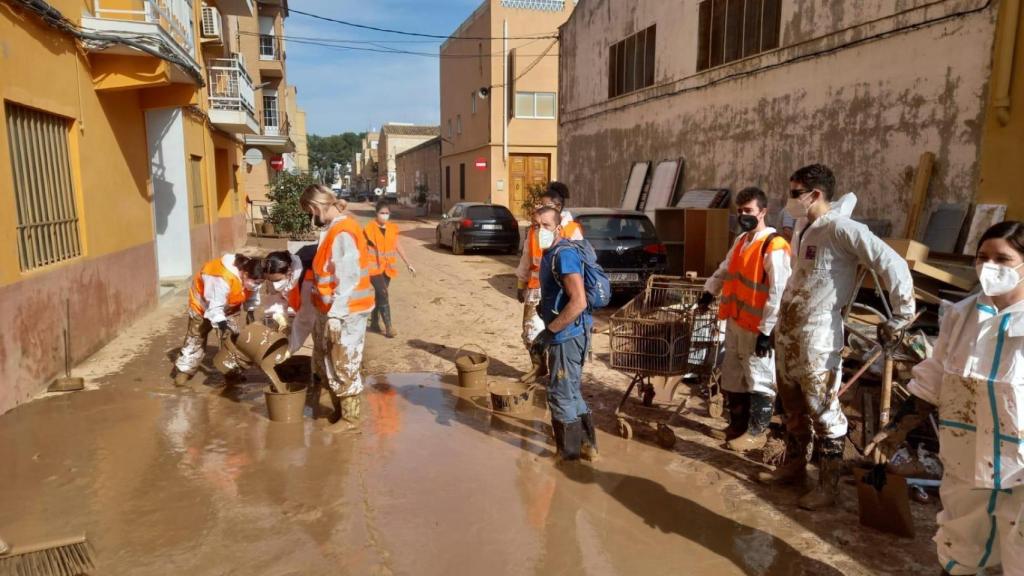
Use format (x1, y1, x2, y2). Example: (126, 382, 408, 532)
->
(683, 209, 730, 277)
(907, 259, 977, 291)
(962, 204, 1007, 255)
(905, 151, 935, 239)
(621, 161, 650, 211)
(654, 208, 687, 243)
(883, 238, 929, 262)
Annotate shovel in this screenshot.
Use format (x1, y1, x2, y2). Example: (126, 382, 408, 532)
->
(854, 464, 915, 537)
(49, 300, 84, 392)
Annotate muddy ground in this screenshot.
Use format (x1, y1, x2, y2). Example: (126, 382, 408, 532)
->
(0, 203, 950, 575)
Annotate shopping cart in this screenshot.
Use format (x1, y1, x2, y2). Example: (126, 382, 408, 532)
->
(608, 275, 723, 448)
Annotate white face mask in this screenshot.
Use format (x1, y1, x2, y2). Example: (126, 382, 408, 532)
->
(976, 262, 1024, 296)
(538, 228, 556, 250)
(785, 196, 809, 219)
(377, 213, 390, 223)
(244, 279, 263, 292)
(271, 278, 290, 292)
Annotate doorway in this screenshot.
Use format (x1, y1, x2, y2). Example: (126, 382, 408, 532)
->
(509, 154, 550, 218)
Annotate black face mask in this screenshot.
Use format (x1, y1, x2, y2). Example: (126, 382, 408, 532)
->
(737, 214, 759, 232)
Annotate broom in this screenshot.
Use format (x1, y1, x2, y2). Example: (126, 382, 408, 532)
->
(0, 534, 94, 576)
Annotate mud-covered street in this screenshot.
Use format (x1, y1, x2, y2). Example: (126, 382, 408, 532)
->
(0, 205, 944, 575)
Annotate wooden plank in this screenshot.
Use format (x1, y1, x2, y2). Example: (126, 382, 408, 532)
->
(907, 259, 977, 291)
(905, 151, 935, 240)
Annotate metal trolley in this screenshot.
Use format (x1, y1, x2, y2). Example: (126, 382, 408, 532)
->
(608, 275, 723, 448)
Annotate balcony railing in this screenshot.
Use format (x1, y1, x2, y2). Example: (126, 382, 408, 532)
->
(92, 0, 196, 55)
(208, 57, 255, 114)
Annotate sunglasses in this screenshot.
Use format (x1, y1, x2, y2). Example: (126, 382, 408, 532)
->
(789, 188, 814, 199)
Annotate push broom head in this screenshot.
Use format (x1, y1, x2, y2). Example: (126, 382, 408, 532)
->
(0, 535, 94, 576)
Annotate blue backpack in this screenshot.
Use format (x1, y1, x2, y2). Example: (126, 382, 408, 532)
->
(551, 239, 612, 310)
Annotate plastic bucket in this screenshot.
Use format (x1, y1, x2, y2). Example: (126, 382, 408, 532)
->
(454, 344, 489, 389)
(489, 381, 536, 415)
(265, 386, 307, 423)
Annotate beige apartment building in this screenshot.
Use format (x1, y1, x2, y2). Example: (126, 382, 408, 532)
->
(379, 123, 441, 197)
(440, 0, 574, 217)
(286, 85, 309, 172)
(396, 137, 442, 211)
(356, 131, 380, 194)
(558, 0, 1024, 236)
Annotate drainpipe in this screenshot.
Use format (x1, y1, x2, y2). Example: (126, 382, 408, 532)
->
(503, 19, 509, 167)
(994, 0, 1021, 126)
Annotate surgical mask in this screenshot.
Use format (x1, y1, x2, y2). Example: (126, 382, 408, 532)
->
(785, 197, 809, 219)
(976, 262, 1024, 296)
(271, 278, 290, 292)
(377, 213, 390, 223)
(538, 228, 556, 250)
(737, 214, 759, 232)
(244, 279, 263, 291)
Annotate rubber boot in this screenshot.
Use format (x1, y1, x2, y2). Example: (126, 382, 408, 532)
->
(580, 412, 600, 462)
(381, 305, 397, 338)
(173, 370, 192, 387)
(551, 419, 565, 458)
(559, 419, 584, 462)
(520, 347, 549, 385)
(369, 307, 381, 334)
(727, 393, 774, 452)
(709, 392, 749, 441)
(756, 433, 810, 485)
(798, 437, 844, 511)
(327, 394, 362, 434)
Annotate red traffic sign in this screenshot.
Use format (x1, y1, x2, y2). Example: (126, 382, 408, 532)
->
(474, 158, 488, 170)
(379, 177, 387, 184)
(269, 156, 285, 171)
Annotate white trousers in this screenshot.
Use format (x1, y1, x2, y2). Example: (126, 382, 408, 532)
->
(937, 475, 1024, 575)
(776, 313, 848, 439)
(288, 297, 318, 355)
(720, 321, 777, 396)
(522, 287, 545, 350)
(174, 312, 240, 375)
(312, 312, 369, 397)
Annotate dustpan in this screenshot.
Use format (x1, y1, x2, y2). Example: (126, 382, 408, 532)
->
(854, 464, 915, 537)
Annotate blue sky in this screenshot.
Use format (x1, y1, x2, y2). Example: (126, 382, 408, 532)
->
(286, 0, 482, 135)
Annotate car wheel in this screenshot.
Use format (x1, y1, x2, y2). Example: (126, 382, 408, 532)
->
(452, 233, 465, 255)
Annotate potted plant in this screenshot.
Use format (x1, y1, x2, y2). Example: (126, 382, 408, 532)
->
(267, 172, 317, 243)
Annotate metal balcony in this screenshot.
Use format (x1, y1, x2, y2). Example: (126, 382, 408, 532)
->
(83, 0, 200, 82)
(207, 56, 259, 134)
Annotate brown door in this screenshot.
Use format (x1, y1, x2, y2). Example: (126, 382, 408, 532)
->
(509, 154, 550, 218)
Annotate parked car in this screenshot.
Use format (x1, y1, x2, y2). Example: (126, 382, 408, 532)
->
(570, 208, 667, 293)
(436, 203, 520, 255)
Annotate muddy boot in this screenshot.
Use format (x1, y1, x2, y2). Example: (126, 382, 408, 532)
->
(550, 420, 565, 458)
(727, 393, 774, 452)
(173, 370, 192, 387)
(580, 412, 600, 462)
(709, 392, 749, 441)
(798, 437, 844, 511)
(369, 307, 381, 334)
(327, 395, 363, 434)
(756, 433, 810, 485)
(559, 419, 584, 462)
(381, 305, 397, 339)
(520, 347, 549, 385)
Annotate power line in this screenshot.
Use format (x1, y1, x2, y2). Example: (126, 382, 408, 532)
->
(289, 7, 559, 41)
(257, 34, 557, 59)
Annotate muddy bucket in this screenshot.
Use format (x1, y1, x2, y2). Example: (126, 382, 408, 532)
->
(235, 323, 291, 393)
(265, 385, 307, 423)
(454, 344, 489, 389)
(489, 381, 536, 415)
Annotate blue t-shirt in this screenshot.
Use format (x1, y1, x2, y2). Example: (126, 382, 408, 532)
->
(539, 239, 593, 344)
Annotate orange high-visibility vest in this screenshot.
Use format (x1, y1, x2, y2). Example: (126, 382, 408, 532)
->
(287, 269, 315, 312)
(527, 220, 582, 289)
(312, 217, 375, 315)
(364, 221, 400, 278)
(188, 257, 247, 316)
(718, 232, 790, 333)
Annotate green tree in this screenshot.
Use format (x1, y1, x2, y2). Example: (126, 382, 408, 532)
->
(308, 132, 365, 184)
(267, 171, 316, 239)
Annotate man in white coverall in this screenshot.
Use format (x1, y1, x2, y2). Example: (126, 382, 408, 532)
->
(700, 187, 792, 452)
(757, 164, 915, 512)
(867, 220, 1024, 576)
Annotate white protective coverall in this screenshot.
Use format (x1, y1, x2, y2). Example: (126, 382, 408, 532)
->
(907, 294, 1024, 575)
(175, 253, 259, 375)
(312, 216, 373, 398)
(262, 253, 315, 354)
(515, 210, 583, 349)
(704, 227, 792, 396)
(778, 194, 915, 439)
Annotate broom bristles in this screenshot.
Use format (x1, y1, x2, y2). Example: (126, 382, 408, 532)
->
(0, 538, 93, 576)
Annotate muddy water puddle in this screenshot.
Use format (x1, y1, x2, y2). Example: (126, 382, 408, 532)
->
(0, 373, 863, 575)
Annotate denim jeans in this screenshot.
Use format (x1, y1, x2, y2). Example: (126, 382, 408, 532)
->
(546, 331, 590, 424)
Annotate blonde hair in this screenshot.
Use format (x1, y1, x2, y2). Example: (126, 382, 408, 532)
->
(299, 184, 348, 213)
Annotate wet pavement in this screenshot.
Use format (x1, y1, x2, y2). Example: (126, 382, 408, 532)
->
(4, 372, 880, 575)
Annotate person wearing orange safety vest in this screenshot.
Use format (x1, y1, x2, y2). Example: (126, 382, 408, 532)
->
(300, 186, 376, 433)
(365, 201, 415, 338)
(700, 187, 792, 453)
(515, 182, 583, 383)
(172, 253, 264, 387)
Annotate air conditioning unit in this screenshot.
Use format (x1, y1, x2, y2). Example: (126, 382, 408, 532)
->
(200, 5, 222, 41)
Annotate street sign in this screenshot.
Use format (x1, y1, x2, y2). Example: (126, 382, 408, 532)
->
(270, 156, 285, 171)
(475, 158, 488, 170)
(243, 148, 263, 166)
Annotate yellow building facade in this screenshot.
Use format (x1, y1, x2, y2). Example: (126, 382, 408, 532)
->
(0, 0, 268, 412)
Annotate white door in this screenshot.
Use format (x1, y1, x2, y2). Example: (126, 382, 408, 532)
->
(145, 108, 193, 280)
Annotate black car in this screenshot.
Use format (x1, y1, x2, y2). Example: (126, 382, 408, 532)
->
(437, 202, 520, 255)
(570, 208, 667, 292)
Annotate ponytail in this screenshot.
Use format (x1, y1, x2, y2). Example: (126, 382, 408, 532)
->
(234, 253, 264, 280)
(300, 184, 347, 214)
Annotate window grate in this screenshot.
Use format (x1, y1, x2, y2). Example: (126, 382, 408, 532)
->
(608, 25, 656, 99)
(697, 0, 782, 71)
(5, 102, 82, 272)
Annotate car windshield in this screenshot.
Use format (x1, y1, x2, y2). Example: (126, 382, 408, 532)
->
(577, 215, 656, 240)
(467, 206, 513, 220)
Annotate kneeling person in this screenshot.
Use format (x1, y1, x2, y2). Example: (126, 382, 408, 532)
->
(532, 206, 597, 461)
(701, 187, 791, 451)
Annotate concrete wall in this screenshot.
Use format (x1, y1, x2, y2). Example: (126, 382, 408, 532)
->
(380, 130, 440, 194)
(559, 0, 998, 233)
(396, 138, 442, 211)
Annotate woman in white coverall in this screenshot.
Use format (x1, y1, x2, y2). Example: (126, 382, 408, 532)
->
(261, 250, 316, 355)
(868, 221, 1024, 576)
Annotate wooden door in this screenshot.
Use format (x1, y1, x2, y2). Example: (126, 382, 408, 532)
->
(509, 154, 550, 218)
